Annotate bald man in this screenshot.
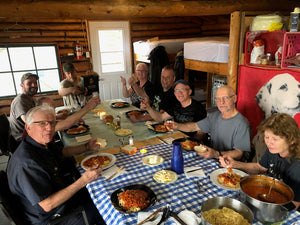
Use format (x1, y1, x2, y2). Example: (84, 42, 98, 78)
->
(166, 85, 251, 160)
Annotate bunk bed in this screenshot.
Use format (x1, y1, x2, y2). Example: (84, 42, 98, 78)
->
(133, 12, 241, 107)
(133, 37, 204, 64)
(183, 12, 241, 107)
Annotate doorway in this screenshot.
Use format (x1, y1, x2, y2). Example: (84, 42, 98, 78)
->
(89, 21, 132, 101)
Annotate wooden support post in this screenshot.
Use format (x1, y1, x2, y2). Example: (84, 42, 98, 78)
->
(227, 11, 241, 93)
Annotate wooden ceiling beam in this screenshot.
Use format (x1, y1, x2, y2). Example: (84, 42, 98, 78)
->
(0, 0, 295, 19)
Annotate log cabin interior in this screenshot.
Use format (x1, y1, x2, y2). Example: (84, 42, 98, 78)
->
(1, 1, 300, 224)
(0, 0, 299, 158)
(0, 0, 298, 115)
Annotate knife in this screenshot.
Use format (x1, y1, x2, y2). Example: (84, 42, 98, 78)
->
(157, 136, 168, 144)
(105, 166, 124, 181)
(137, 207, 163, 225)
(171, 212, 188, 225)
(186, 165, 211, 173)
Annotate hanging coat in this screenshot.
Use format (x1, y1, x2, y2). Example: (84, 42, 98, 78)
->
(148, 46, 169, 86)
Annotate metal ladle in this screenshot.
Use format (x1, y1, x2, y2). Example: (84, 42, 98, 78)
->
(258, 179, 275, 203)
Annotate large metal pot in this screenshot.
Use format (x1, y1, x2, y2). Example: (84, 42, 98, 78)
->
(201, 197, 254, 225)
(240, 175, 295, 223)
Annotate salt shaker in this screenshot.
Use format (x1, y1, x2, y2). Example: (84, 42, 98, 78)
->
(171, 142, 184, 174)
(128, 135, 134, 146)
(116, 115, 121, 127)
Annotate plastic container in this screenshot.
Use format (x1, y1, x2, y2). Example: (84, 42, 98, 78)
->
(281, 32, 300, 70)
(244, 30, 286, 68)
(171, 142, 184, 174)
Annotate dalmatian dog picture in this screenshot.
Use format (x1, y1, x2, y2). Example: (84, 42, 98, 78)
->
(255, 73, 300, 118)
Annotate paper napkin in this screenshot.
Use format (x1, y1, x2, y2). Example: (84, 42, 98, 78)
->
(175, 210, 202, 225)
(184, 166, 206, 178)
(137, 211, 163, 225)
(75, 134, 92, 143)
(101, 165, 126, 179)
(163, 137, 175, 145)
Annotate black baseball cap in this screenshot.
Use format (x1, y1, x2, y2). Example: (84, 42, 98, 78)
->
(63, 63, 75, 73)
(173, 79, 192, 89)
(21, 73, 39, 84)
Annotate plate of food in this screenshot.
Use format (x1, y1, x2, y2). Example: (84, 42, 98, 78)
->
(64, 124, 89, 137)
(153, 170, 178, 183)
(142, 155, 164, 166)
(55, 104, 80, 115)
(210, 168, 248, 191)
(172, 137, 199, 151)
(91, 108, 105, 113)
(110, 102, 130, 108)
(110, 184, 157, 214)
(81, 153, 116, 170)
(148, 123, 168, 133)
(125, 110, 146, 118)
(115, 128, 132, 136)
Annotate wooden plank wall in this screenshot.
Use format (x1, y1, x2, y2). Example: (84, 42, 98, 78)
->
(130, 15, 230, 42)
(0, 15, 230, 115)
(0, 18, 90, 115)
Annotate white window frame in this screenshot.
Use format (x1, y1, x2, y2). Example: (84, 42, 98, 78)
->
(0, 44, 62, 99)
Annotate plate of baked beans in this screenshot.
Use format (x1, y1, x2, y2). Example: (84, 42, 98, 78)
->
(110, 102, 130, 108)
(172, 137, 200, 151)
(125, 110, 146, 118)
(81, 153, 116, 170)
(148, 123, 168, 133)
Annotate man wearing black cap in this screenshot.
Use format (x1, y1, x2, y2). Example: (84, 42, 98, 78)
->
(59, 63, 86, 107)
(141, 79, 207, 138)
(10, 72, 39, 142)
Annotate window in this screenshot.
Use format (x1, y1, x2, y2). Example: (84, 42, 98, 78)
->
(0, 44, 61, 98)
(98, 30, 125, 73)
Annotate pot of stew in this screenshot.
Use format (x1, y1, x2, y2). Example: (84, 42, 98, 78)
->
(240, 175, 295, 223)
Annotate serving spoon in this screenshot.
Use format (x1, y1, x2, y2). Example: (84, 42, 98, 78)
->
(258, 179, 275, 203)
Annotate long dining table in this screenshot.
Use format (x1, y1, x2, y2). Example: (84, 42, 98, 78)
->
(75, 140, 300, 225)
(61, 99, 171, 152)
(62, 100, 300, 225)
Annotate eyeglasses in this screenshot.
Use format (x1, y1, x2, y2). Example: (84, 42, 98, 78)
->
(174, 88, 189, 93)
(215, 95, 235, 102)
(32, 121, 57, 127)
(136, 70, 147, 72)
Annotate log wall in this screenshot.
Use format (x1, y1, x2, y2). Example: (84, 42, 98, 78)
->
(0, 15, 230, 115)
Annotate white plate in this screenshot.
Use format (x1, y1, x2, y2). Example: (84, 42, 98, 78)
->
(142, 155, 164, 166)
(81, 153, 116, 170)
(153, 170, 178, 183)
(55, 104, 80, 114)
(114, 128, 132, 136)
(210, 168, 248, 191)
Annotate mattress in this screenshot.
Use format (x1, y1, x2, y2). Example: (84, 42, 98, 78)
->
(184, 37, 229, 63)
(133, 37, 203, 56)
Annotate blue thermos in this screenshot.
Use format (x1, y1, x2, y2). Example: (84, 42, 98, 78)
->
(171, 142, 184, 174)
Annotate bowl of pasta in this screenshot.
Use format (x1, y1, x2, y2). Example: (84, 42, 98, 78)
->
(110, 184, 157, 214)
(201, 197, 253, 225)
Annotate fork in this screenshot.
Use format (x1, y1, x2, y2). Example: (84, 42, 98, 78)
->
(157, 206, 171, 225)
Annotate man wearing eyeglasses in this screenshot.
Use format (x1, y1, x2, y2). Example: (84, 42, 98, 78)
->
(7, 105, 106, 225)
(141, 79, 207, 138)
(166, 85, 251, 161)
(120, 63, 154, 108)
(10, 73, 39, 144)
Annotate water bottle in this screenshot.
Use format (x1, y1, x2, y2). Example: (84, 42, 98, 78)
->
(171, 142, 184, 174)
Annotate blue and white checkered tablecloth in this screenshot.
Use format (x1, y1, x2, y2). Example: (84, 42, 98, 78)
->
(79, 143, 300, 225)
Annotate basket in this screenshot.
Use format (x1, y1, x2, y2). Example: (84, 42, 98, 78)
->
(281, 32, 300, 70)
(244, 30, 286, 68)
